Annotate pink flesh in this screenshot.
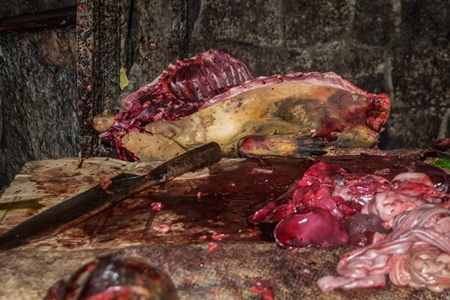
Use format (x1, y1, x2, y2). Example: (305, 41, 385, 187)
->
(247, 198, 295, 225)
(317, 168, 450, 292)
(345, 213, 391, 247)
(274, 208, 348, 248)
(249, 161, 448, 254)
(318, 205, 450, 292)
(247, 162, 351, 228)
(414, 163, 450, 193)
(297, 161, 347, 185)
(249, 162, 388, 248)
(333, 174, 390, 205)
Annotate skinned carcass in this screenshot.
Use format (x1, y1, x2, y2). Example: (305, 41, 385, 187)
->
(97, 49, 390, 161)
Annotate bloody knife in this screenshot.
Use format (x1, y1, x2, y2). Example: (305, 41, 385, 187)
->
(0, 142, 222, 250)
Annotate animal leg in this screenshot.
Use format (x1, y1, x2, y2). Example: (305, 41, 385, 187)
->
(237, 133, 326, 158)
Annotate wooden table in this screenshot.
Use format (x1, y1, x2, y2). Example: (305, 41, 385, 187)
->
(1, 151, 448, 299)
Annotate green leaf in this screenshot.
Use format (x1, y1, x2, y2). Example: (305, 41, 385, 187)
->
(432, 158, 450, 169)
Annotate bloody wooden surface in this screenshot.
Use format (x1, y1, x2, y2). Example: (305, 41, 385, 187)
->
(1, 150, 449, 299)
(0, 152, 421, 248)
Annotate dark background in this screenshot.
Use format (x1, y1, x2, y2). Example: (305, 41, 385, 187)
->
(0, 0, 449, 187)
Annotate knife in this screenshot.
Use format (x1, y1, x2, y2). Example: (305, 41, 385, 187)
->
(0, 142, 222, 250)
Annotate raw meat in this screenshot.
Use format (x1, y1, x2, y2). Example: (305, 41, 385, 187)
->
(99, 49, 390, 161)
(248, 162, 390, 248)
(318, 204, 450, 293)
(318, 170, 450, 293)
(101, 49, 255, 161)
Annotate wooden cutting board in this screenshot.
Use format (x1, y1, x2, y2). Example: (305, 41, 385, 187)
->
(1, 150, 448, 299)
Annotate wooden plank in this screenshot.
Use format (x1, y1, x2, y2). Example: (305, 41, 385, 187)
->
(0, 157, 262, 250)
(0, 151, 421, 250)
(0, 0, 75, 19)
(2, 152, 450, 300)
(0, 7, 76, 32)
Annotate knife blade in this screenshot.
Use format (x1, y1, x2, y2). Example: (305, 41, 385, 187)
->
(0, 142, 222, 250)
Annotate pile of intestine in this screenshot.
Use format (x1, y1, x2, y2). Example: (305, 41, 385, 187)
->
(248, 161, 450, 292)
(318, 203, 450, 292)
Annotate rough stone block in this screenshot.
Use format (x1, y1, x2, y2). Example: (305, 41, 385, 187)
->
(382, 110, 440, 149)
(352, 0, 394, 46)
(284, 0, 351, 47)
(191, 0, 283, 47)
(390, 40, 450, 108)
(402, 0, 450, 44)
(137, 0, 188, 83)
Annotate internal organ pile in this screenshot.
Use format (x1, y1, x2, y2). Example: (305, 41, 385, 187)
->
(318, 173, 450, 292)
(248, 162, 392, 248)
(250, 162, 450, 292)
(318, 204, 450, 292)
(100, 49, 390, 161)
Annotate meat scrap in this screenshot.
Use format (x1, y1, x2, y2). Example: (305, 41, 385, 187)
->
(361, 172, 444, 228)
(45, 254, 178, 299)
(248, 161, 450, 292)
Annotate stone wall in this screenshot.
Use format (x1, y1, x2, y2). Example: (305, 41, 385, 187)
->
(0, 0, 449, 187)
(186, 0, 450, 149)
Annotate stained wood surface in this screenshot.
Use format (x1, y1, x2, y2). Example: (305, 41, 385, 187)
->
(1, 152, 449, 299)
(0, 157, 272, 249)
